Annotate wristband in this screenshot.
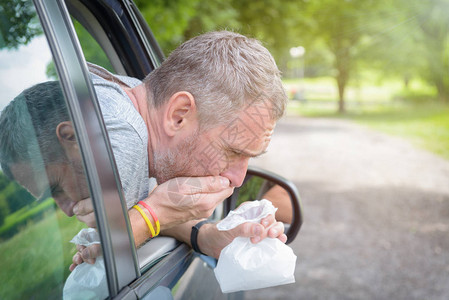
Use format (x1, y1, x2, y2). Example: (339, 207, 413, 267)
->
(138, 201, 160, 236)
(133, 205, 156, 238)
(191, 220, 212, 255)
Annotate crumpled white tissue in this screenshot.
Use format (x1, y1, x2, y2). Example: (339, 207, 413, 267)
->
(214, 199, 297, 293)
(63, 228, 108, 300)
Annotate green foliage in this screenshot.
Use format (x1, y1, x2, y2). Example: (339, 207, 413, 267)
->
(229, 0, 305, 69)
(46, 61, 58, 80)
(72, 18, 114, 72)
(0, 172, 34, 215)
(297, 0, 391, 112)
(0, 194, 8, 226)
(123, 0, 449, 108)
(0, 197, 54, 239)
(393, 89, 438, 104)
(411, 0, 449, 101)
(183, 0, 239, 41)
(0, 0, 42, 49)
(135, 0, 201, 53)
(236, 176, 264, 207)
(0, 208, 85, 299)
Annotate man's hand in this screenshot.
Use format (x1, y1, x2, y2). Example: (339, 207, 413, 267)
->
(131, 175, 233, 246)
(69, 244, 102, 272)
(197, 214, 287, 259)
(145, 176, 233, 230)
(73, 198, 96, 228)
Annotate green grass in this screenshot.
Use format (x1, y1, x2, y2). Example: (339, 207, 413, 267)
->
(0, 207, 86, 299)
(287, 84, 449, 160)
(348, 103, 449, 159)
(0, 198, 55, 238)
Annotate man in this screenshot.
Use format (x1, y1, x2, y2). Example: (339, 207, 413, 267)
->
(1, 31, 288, 267)
(77, 30, 289, 261)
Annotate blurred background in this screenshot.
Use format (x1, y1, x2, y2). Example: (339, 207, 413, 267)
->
(128, 1, 449, 299)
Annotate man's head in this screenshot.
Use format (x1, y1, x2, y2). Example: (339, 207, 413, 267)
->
(145, 30, 287, 130)
(0, 81, 89, 215)
(145, 31, 287, 186)
(0, 81, 69, 177)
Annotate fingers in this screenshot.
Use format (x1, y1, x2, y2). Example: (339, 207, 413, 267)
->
(69, 263, 76, 272)
(147, 176, 234, 230)
(73, 198, 93, 216)
(231, 218, 286, 244)
(76, 213, 97, 228)
(267, 221, 285, 239)
(81, 244, 101, 264)
(70, 244, 102, 271)
(277, 233, 288, 244)
(260, 214, 276, 228)
(229, 222, 266, 243)
(73, 198, 97, 228)
(72, 251, 83, 266)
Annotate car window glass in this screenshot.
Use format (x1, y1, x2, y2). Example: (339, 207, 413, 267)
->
(71, 17, 115, 73)
(0, 1, 107, 299)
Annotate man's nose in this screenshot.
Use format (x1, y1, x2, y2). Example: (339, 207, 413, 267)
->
(221, 158, 249, 187)
(54, 196, 75, 217)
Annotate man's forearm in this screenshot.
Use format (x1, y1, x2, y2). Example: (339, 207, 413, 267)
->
(161, 220, 200, 246)
(129, 207, 153, 246)
(129, 202, 206, 248)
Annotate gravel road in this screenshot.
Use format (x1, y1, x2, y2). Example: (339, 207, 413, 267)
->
(245, 116, 449, 300)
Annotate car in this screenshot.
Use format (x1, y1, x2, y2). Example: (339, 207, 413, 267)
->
(0, 0, 303, 299)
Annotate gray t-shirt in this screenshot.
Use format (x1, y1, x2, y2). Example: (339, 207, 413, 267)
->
(90, 65, 156, 209)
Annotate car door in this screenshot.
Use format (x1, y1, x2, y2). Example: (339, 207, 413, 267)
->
(61, 1, 242, 299)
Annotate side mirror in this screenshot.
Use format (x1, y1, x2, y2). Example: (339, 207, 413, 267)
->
(224, 166, 303, 244)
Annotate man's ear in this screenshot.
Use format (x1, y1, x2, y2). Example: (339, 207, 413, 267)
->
(56, 121, 76, 144)
(163, 91, 198, 137)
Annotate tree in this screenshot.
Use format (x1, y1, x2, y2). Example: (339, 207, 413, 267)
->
(135, 0, 305, 70)
(0, 0, 42, 49)
(229, 0, 306, 70)
(412, 0, 449, 102)
(134, 0, 201, 54)
(300, 0, 389, 113)
(182, 0, 239, 41)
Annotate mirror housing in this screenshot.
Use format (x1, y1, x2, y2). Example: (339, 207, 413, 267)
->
(224, 166, 303, 244)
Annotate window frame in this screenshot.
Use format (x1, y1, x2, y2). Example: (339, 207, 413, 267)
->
(65, 0, 163, 79)
(33, 0, 140, 296)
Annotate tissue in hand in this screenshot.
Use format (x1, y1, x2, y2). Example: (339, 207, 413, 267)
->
(214, 200, 297, 293)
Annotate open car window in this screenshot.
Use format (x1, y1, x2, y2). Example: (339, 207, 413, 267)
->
(64, 0, 194, 272)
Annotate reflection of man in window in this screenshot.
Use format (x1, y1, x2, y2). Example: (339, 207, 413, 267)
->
(0, 81, 92, 223)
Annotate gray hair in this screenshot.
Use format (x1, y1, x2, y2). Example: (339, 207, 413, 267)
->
(0, 81, 68, 178)
(145, 31, 287, 130)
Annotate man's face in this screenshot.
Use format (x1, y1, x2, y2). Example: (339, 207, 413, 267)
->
(10, 160, 90, 217)
(153, 102, 276, 187)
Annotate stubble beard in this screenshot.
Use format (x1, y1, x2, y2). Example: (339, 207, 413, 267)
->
(152, 131, 200, 184)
